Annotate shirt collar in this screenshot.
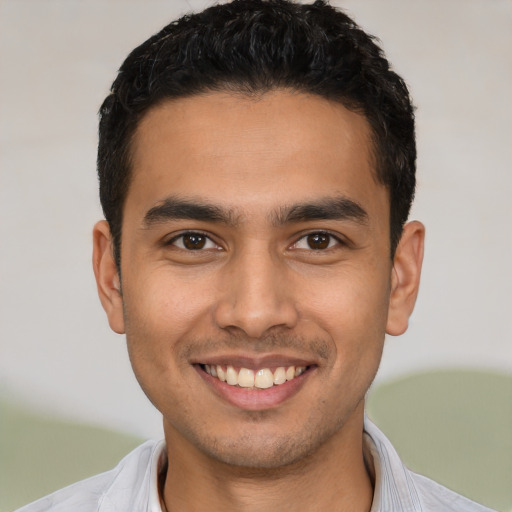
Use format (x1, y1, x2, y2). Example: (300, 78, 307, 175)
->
(364, 416, 422, 512)
(148, 440, 167, 512)
(148, 419, 421, 512)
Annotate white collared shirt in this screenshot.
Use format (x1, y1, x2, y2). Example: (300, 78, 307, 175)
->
(15, 418, 496, 512)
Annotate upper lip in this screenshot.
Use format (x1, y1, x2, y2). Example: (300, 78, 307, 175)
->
(192, 353, 316, 370)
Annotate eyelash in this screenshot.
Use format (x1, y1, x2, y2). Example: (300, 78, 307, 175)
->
(292, 231, 345, 251)
(166, 231, 221, 251)
(166, 230, 345, 251)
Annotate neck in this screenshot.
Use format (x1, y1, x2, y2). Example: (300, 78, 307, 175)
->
(161, 407, 374, 512)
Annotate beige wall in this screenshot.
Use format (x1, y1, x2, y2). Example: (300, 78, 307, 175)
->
(1, 0, 511, 439)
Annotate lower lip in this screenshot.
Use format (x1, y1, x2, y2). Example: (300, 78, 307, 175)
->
(195, 365, 313, 411)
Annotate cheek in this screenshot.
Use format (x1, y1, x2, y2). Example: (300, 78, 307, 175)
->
(121, 270, 216, 376)
(300, 266, 390, 371)
(303, 265, 391, 330)
(126, 267, 215, 330)
(120, 275, 211, 413)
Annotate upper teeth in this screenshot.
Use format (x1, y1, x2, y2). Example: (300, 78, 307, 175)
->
(204, 364, 306, 389)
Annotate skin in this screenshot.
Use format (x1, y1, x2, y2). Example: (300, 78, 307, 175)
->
(93, 90, 424, 511)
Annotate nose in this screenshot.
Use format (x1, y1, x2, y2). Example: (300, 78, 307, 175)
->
(214, 246, 299, 338)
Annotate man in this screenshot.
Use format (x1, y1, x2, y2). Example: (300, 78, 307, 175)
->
(16, 0, 495, 510)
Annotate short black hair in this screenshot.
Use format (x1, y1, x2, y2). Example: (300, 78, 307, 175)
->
(98, 0, 416, 269)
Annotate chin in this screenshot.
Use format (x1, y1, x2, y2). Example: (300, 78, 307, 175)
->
(189, 424, 337, 470)
(218, 441, 301, 469)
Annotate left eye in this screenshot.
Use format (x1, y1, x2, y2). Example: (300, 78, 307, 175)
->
(170, 233, 219, 251)
(293, 232, 340, 250)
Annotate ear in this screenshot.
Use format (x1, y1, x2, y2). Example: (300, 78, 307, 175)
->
(92, 220, 125, 334)
(386, 221, 425, 336)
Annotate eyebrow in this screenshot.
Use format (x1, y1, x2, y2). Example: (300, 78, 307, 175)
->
(143, 197, 239, 227)
(142, 195, 368, 228)
(273, 197, 369, 226)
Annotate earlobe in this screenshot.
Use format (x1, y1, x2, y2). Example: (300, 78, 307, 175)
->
(386, 221, 425, 336)
(92, 220, 125, 334)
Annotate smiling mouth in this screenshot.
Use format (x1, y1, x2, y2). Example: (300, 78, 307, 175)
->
(201, 364, 309, 389)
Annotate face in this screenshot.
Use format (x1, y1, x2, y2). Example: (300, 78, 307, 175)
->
(94, 90, 423, 469)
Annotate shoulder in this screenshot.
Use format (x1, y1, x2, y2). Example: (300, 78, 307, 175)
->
(410, 472, 497, 512)
(363, 417, 497, 512)
(14, 440, 163, 512)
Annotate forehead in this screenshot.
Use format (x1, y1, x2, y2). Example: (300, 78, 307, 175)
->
(126, 90, 388, 226)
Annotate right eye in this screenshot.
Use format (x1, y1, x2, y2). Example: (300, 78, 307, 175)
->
(168, 232, 220, 251)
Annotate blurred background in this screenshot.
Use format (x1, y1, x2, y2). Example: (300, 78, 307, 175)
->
(1, 0, 511, 510)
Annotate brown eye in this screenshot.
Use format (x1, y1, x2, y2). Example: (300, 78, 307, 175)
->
(169, 232, 220, 251)
(306, 233, 331, 250)
(182, 233, 207, 250)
